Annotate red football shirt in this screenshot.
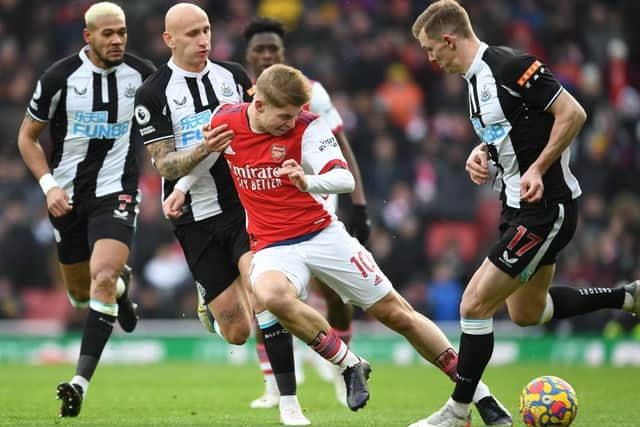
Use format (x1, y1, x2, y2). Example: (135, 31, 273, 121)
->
(211, 103, 348, 251)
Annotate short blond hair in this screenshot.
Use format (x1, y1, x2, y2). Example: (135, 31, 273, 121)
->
(85, 2, 125, 29)
(411, 0, 473, 39)
(255, 64, 310, 108)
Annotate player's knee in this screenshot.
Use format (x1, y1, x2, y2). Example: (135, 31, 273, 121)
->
(222, 324, 251, 345)
(509, 309, 541, 327)
(460, 296, 492, 319)
(91, 267, 119, 295)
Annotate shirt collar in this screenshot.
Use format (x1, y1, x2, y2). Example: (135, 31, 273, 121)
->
(463, 42, 489, 80)
(79, 46, 118, 74)
(168, 58, 211, 77)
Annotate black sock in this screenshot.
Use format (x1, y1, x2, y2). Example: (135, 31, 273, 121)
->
(262, 322, 296, 396)
(76, 308, 115, 381)
(452, 332, 494, 403)
(550, 286, 625, 319)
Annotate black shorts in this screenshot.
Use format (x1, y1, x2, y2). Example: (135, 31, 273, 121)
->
(488, 199, 578, 282)
(173, 207, 250, 304)
(49, 190, 140, 264)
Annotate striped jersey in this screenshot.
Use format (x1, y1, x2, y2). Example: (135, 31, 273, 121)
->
(134, 59, 253, 225)
(27, 47, 155, 201)
(464, 43, 581, 208)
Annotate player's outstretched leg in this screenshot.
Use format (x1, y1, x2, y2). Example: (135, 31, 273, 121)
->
(56, 382, 83, 417)
(116, 264, 138, 333)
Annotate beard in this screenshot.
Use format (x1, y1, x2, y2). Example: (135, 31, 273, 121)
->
(96, 51, 124, 68)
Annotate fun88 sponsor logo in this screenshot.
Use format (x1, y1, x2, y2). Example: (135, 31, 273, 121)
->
(177, 110, 212, 148)
(72, 111, 130, 139)
(470, 117, 507, 144)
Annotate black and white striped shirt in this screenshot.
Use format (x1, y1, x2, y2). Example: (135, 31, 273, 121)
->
(464, 43, 581, 208)
(133, 59, 253, 225)
(27, 47, 155, 201)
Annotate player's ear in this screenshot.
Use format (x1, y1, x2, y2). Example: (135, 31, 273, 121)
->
(82, 28, 91, 44)
(162, 31, 174, 49)
(254, 98, 265, 112)
(443, 33, 456, 50)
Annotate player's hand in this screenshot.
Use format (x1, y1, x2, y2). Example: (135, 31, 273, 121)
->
(275, 159, 308, 191)
(46, 187, 72, 217)
(465, 145, 490, 185)
(520, 166, 544, 203)
(348, 204, 371, 244)
(163, 189, 186, 219)
(202, 123, 234, 153)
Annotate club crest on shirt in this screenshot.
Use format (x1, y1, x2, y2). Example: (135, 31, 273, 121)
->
(271, 144, 286, 161)
(220, 82, 234, 97)
(480, 83, 492, 102)
(125, 83, 137, 98)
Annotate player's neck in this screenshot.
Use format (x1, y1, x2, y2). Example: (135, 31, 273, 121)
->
(247, 103, 266, 133)
(171, 56, 207, 74)
(458, 37, 482, 75)
(86, 47, 111, 70)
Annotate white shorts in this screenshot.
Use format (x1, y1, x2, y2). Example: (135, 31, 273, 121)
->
(249, 221, 393, 310)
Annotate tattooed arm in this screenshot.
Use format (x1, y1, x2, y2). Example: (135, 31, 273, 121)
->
(146, 137, 209, 181)
(146, 123, 234, 181)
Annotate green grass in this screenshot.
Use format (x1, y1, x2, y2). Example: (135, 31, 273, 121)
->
(0, 362, 638, 426)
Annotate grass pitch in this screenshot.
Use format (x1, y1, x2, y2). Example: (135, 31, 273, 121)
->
(0, 362, 638, 426)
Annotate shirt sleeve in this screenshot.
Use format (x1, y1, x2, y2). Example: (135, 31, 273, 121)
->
(501, 54, 563, 111)
(133, 82, 173, 145)
(301, 118, 349, 175)
(27, 69, 64, 122)
(308, 81, 344, 133)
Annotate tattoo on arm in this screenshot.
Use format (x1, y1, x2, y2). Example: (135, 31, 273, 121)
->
(146, 138, 209, 180)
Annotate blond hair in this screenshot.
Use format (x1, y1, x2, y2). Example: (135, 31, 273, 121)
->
(85, 2, 125, 29)
(255, 64, 310, 108)
(411, 0, 473, 39)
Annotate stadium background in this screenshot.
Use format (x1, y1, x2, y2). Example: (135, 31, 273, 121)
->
(1, 0, 640, 368)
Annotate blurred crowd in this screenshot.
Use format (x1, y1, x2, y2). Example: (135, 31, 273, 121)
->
(1, 0, 640, 334)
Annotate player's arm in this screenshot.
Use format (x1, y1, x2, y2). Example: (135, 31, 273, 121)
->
(279, 118, 354, 193)
(135, 85, 233, 180)
(17, 114, 72, 217)
(503, 55, 586, 203)
(465, 143, 490, 185)
(529, 90, 586, 179)
(146, 136, 214, 181)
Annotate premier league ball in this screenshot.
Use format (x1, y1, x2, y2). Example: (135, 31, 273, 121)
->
(519, 375, 578, 427)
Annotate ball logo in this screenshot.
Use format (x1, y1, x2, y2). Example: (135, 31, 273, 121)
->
(135, 105, 150, 126)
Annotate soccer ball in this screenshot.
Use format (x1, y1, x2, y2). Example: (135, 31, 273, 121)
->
(519, 375, 578, 427)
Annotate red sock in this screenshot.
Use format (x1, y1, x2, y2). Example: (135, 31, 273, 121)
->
(435, 348, 458, 382)
(309, 328, 353, 367)
(334, 326, 352, 346)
